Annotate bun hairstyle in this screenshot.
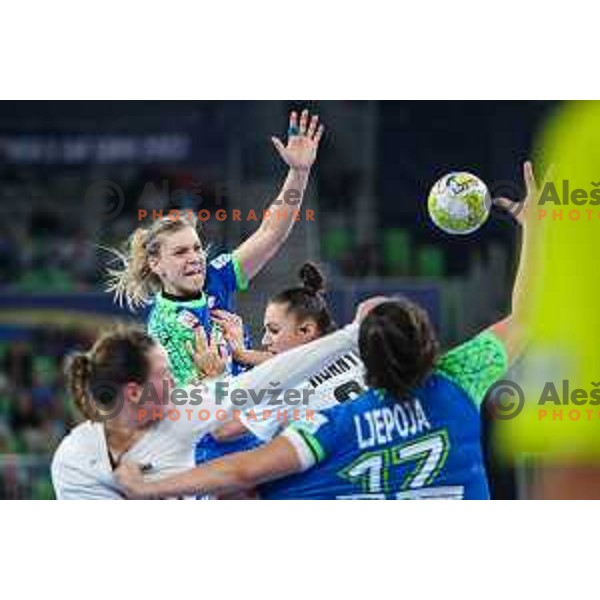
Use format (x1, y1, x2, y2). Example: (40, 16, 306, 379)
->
(359, 298, 439, 400)
(270, 262, 334, 336)
(65, 327, 156, 421)
(298, 262, 325, 295)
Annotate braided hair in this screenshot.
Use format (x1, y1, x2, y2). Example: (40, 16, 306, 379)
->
(65, 327, 155, 421)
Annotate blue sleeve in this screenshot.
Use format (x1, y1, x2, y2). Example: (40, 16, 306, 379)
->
(204, 253, 249, 312)
(195, 432, 263, 465)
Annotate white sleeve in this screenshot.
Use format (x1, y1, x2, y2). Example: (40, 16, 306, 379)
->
(233, 324, 359, 441)
(158, 325, 359, 444)
(233, 324, 359, 393)
(51, 452, 122, 500)
(161, 378, 229, 443)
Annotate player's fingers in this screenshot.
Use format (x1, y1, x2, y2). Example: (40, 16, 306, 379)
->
(185, 341, 195, 358)
(299, 109, 309, 135)
(492, 196, 517, 211)
(313, 124, 325, 144)
(212, 322, 230, 339)
(194, 326, 208, 352)
(210, 314, 227, 327)
(208, 332, 221, 355)
(288, 110, 298, 134)
(523, 160, 537, 196)
(307, 114, 319, 138)
(229, 312, 242, 326)
(271, 136, 286, 155)
(214, 309, 236, 324)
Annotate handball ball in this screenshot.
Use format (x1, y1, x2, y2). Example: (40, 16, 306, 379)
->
(427, 172, 490, 234)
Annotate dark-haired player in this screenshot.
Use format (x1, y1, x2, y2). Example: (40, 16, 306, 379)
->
(194, 262, 366, 489)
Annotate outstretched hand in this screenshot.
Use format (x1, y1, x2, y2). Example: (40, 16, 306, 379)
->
(271, 108, 325, 172)
(186, 326, 227, 379)
(211, 309, 245, 354)
(493, 160, 552, 226)
(353, 296, 390, 324)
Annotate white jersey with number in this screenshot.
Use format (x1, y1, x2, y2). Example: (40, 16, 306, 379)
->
(240, 349, 367, 442)
(52, 324, 360, 499)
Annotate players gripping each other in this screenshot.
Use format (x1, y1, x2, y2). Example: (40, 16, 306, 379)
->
(51, 312, 362, 499)
(106, 109, 324, 385)
(194, 262, 367, 481)
(114, 161, 537, 500)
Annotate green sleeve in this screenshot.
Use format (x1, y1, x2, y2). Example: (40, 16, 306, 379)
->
(147, 298, 198, 387)
(232, 254, 249, 292)
(435, 330, 508, 408)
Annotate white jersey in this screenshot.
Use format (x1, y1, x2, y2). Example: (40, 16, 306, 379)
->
(240, 348, 367, 442)
(52, 324, 360, 499)
(51, 418, 200, 499)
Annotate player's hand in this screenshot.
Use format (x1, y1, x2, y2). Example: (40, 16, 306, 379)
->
(115, 461, 146, 499)
(271, 109, 325, 172)
(353, 296, 390, 323)
(493, 160, 552, 227)
(211, 309, 245, 354)
(186, 326, 227, 379)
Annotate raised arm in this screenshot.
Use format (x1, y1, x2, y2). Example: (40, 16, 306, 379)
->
(489, 160, 543, 362)
(233, 109, 324, 281)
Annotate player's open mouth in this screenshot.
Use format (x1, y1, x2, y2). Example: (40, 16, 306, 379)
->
(184, 266, 204, 277)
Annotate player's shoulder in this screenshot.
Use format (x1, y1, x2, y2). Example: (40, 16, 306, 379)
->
(52, 421, 102, 471)
(206, 252, 247, 294)
(317, 387, 377, 424)
(147, 295, 166, 326)
(208, 252, 234, 271)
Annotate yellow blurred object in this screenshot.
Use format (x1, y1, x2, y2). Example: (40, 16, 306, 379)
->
(496, 101, 600, 459)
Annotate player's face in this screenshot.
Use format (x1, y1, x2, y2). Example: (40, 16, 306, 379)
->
(146, 344, 174, 404)
(262, 302, 319, 354)
(153, 226, 206, 296)
(130, 344, 174, 426)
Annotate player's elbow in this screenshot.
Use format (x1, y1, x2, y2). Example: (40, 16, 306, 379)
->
(216, 456, 260, 493)
(229, 461, 259, 491)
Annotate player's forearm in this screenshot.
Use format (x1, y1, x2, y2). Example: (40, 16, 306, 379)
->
(492, 221, 536, 360)
(233, 168, 311, 280)
(264, 167, 310, 237)
(231, 323, 359, 398)
(233, 348, 273, 366)
(511, 220, 538, 325)
(133, 461, 253, 499)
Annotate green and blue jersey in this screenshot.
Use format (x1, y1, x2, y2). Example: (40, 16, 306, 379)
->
(147, 253, 248, 387)
(262, 330, 507, 500)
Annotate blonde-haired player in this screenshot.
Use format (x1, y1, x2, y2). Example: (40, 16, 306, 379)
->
(106, 109, 324, 386)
